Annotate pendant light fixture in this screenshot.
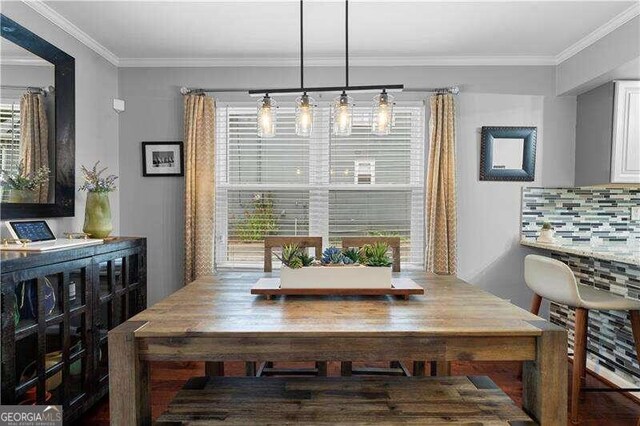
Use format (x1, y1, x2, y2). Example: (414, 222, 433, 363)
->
(371, 89, 394, 136)
(257, 94, 276, 138)
(332, 0, 353, 136)
(250, 0, 404, 137)
(295, 1, 315, 137)
(295, 92, 314, 136)
(333, 91, 353, 136)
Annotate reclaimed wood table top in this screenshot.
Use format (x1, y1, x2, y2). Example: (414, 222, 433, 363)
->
(130, 271, 543, 338)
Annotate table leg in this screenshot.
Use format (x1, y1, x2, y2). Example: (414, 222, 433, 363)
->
(523, 321, 567, 425)
(108, 321, 150, 426)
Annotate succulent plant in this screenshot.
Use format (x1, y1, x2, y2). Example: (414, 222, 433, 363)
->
(541, 222, 553, 230)
(275, 243, 309, 269)
(342, 247, 364, 264)
(362, 242, 393, 267)
(322, 246, 345, 265)
(298, 251, 315, 267)
(288, 257, 303, 269)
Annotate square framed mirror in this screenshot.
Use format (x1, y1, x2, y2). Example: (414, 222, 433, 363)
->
(479, 126, 537, 181)
(1, 14, 75, 219)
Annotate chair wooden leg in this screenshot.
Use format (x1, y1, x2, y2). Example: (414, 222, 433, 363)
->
(434, 361, 451, 376)
(204, 361, 224, 377)
(530, 293, 543, 316)
(316, 361, 327, 377)
(245, 361, 257, 377)
(629, 310, 640, 363)
(571, 308, 588, 424)
(341, 361, 352, 376)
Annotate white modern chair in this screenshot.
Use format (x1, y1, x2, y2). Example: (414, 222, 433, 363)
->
(524, 254, 640, 424)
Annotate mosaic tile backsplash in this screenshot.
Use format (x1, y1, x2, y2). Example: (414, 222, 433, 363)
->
(521, 187, 640, 243)
(522, 186, 640, 385)
(547, 252, 640, 386)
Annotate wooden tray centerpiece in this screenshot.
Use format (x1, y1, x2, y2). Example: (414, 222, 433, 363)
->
(251, 243, 424, 299)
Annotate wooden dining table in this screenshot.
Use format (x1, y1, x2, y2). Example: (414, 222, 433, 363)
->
(108, 271, 567, 425)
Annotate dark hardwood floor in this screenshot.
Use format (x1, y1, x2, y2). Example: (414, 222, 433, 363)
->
(77, 360, 639, 425)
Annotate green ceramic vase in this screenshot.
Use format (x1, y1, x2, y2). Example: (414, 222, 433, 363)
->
(83, 191, 112, 238)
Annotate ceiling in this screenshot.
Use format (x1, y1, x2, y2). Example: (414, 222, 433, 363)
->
(12, 1, 640, 67)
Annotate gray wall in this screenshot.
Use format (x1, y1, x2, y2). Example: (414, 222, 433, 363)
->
(118, 65, 576, 306)
(0, 2, 120, 236)
(574, 82, 614, 186)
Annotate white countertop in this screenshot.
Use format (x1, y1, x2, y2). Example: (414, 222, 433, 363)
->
(520, 238, 640, 267)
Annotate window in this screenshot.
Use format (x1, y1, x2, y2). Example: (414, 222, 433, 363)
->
(0, 102, 21, 202)
(0, 102, 21, 173)
(215, 102, 425, 268)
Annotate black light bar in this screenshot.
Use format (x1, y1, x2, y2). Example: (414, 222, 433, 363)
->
(248, 84, 404, 97)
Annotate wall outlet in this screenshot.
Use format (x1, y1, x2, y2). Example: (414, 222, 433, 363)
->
(631, 206, 640, 221)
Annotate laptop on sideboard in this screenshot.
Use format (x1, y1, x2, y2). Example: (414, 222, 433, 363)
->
(2, 220, 103, 252)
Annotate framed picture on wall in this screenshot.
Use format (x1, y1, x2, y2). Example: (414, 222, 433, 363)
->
(141, 142, 184, 177)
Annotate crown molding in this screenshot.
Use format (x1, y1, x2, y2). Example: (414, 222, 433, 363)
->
(19, 0, 638, 69)
(0, 57, 52, 66)
(555, 3, 640, 65)
(21, 0, 119, 66)
(119, 55, 557, 68)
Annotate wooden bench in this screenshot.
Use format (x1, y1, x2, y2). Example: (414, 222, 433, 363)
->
(157, 376, 536, 425)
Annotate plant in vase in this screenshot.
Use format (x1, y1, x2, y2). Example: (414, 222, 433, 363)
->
(280, 243, 392, 289)
(79, 162, 117, 238)
(0, 162, 50, 203)
(537, 222, 555, 244)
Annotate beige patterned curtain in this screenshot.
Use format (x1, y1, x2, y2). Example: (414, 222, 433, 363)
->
(184, 94, 216, 284)
(20, 93, 49, 202)
(425, 93, 457, 274)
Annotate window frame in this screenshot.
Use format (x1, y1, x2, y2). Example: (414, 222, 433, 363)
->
(215, 100, 426, 270)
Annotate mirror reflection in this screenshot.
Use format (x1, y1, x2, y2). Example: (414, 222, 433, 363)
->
(0, 37, 55, 204)
(491, 138, 524, 170)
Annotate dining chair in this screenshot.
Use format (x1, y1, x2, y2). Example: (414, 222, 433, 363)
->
(524, 254, 640, 424)
(339, 237, 415, 377)
(248, 236, 327, 377)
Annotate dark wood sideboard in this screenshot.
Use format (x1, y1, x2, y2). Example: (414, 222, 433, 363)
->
(1, 237, 147, 422)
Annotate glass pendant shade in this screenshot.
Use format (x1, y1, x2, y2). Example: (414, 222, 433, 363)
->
(295, 93, 314, 137)
(257, 95, 277, 137)
(332, 92, 353, 136)
(371, 91, 394, 136)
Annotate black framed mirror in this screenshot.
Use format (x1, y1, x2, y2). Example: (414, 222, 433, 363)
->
(479, 126, 537, 181)
(0, 14, 75, 219)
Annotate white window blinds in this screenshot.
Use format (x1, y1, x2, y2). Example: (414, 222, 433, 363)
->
(0, 102, 21, 174)
(215, 102, 425, 269)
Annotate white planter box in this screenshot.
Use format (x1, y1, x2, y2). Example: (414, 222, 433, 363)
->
(280, 265, 392, 289)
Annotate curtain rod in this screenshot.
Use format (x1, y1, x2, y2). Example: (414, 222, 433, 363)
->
(179, 86, 460, 95)
(1, 85, 54, 95)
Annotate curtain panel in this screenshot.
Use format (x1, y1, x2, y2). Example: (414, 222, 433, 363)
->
(184, 94, 216, 284)
(20, 93, 49, 203)
(425, 93, 457, 275)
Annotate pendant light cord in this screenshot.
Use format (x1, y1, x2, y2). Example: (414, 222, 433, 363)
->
(345, 0, 349, 88)
(300, 0, 304, 90)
